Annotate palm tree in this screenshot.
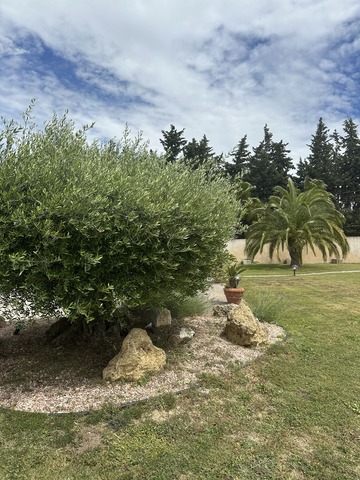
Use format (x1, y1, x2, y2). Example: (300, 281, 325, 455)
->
(245, 179, 349, 266)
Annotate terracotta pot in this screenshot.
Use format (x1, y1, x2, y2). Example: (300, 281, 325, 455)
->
(223, 287, 245, 304)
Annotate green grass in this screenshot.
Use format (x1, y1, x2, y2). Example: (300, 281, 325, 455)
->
(243, 262, 360, 275)
(1, 266, 360, 479)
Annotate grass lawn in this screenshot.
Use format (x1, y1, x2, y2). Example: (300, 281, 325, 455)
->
(242, 262, 360, 275)
(1, 265, 359, 479)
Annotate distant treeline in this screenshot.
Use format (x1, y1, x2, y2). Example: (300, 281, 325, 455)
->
(160, 118, 360, 236)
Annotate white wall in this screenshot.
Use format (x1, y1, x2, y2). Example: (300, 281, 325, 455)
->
(227, 237, 360, 264)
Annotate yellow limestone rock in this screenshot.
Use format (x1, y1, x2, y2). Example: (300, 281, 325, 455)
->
(224, 302, 268, 347)
(102, 328, 166, 381)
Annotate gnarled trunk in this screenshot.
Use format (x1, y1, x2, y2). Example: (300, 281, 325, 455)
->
(45, 316, 123, 346)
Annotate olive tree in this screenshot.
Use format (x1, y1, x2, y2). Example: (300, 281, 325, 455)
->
(0, 110, 237, 328)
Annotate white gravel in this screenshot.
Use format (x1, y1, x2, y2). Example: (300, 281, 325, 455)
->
(0, 288, 286, 414)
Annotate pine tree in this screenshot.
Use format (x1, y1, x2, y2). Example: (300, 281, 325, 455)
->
(225, 135, 251, 179)
(244, 125, 294, 202)
(270, 139, 294, 189)
(340, 119, 360, 235)
(160, 124, 187, 163)
(243, 125, 272, 201)
(294, 157, 307, 190)
(296, 118, 360, 235)
(300, 118, 336, 194)
(182, 134, 223, 174)
(183, 135, 214, 169)
(330, 129, 343, 207)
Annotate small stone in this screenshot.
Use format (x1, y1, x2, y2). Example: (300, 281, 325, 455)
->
(179, 327, 195, 340)
(170, 327, 195, 346)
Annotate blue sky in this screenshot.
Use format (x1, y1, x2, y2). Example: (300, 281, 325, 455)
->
(1, 0, 360, 163)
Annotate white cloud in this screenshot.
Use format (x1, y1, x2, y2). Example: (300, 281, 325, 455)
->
(0, 0, 360, 162)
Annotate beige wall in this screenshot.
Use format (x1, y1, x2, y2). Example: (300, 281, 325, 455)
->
(227, 237, 360, 264)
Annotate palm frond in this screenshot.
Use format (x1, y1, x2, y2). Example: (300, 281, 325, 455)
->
(245, 178, 349, 265)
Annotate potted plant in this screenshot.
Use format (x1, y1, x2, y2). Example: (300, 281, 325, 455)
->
(223, 261, 246, 304)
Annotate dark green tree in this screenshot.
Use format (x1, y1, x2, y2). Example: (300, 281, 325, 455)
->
(160, 124, 187, 163)
(183, 134, 214, 169)
(182, 134, 224, 178)
(244, 125, 294, 202)
(270, 139, 294, 188)
(293, 157, 307, 190)
(225, 135, 251, 179)
(243, 125, 274, 201)
(340, 118, 360, 235)
(296, 118, 336, 194)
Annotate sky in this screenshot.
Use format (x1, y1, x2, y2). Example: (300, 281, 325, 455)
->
(1, 0, 360, 164)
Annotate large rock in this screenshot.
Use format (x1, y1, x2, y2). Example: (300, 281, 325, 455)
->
(224, 302, 268, 347)
(0, 315, 6, 328)
(102, 328, 166, 381)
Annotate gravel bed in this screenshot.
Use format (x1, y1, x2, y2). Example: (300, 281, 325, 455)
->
(0, 316, 285, 414)
(0, 288, 286, 414)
